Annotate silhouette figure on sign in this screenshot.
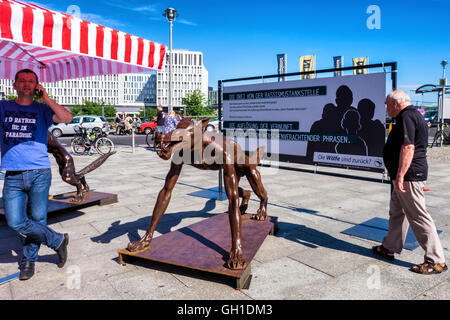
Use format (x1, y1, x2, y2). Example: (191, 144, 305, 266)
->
(306, 103, 337, 161)
(335, 109, 368, 156)
(357, 98, 385, 157)
(334, 85, 357, 133)
(307, 85, 357, 160)
(307, 85, 385, 163)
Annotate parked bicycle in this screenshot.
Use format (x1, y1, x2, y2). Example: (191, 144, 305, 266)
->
(146, 129, 155, 148)
(430, 123, 450, 148)
(146, 129, 166, 150)
(71, 125, 115, 155)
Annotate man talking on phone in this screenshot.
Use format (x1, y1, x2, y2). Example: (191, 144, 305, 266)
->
(0, 69, 73, 280)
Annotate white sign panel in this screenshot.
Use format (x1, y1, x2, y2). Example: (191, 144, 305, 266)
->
(443, 98, 450, 120)
(223, 73, 386, 172)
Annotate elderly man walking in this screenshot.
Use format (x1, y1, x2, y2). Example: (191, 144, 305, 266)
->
(372, 90, 447, 275)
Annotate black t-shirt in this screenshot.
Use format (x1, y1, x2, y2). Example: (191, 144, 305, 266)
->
(156, 110, 165, 126)
(383, 106, 428, 181)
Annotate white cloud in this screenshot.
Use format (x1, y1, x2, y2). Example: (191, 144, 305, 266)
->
(103, 1, 156, 13)
(177, 19, 197, 27)
(81, 13, 126, 28)
(148, 16, 164, 22)
(102, 1, 196, 26)
(133, 5, 157, 13)
(26, 2, 126, 28)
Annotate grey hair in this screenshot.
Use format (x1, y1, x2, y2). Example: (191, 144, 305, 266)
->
(387, 90, 410, 105)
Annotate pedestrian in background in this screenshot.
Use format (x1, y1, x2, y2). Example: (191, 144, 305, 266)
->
(154, 104, 165, 149)
(115, 112, 124, 135)
(124, 114, 133, 135)
(164, 110, 179, 134)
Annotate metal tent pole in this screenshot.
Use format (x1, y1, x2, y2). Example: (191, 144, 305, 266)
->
(218, 80, 223, 200)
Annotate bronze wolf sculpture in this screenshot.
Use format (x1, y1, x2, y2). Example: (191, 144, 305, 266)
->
(47, 132, 115, 202)
(127, 118, 268, 269)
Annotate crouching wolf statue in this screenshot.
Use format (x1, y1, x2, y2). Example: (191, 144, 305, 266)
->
(47, 132, 116, 202)
(127, 118, 268, 270)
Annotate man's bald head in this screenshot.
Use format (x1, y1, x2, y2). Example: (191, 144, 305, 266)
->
(387, 90, 410, 106)
(385, 90, 411, 118)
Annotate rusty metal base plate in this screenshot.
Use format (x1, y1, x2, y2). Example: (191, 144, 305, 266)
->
(0, 191, 118, 217)
(118, 213, 278, 290)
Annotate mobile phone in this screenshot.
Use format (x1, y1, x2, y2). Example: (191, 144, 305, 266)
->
(34, 89, 43, 98)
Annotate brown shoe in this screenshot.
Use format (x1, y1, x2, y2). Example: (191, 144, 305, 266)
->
(411, 262, 448, 275)
(372, 245, 395, 261)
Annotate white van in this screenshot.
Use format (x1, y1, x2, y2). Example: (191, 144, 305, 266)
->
(49, 115, 110, 137)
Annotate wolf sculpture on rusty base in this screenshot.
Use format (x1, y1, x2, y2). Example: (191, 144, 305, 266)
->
(127, 118, 268, 270)
(47, 132, 115, 202)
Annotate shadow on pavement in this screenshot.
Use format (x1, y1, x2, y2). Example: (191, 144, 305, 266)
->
(91, 199, 218, 245)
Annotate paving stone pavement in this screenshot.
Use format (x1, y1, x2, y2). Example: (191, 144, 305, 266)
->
(0, 144, 449, 300)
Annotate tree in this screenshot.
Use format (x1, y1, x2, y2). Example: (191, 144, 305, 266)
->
(70, 100, 116, 118)
(139, 106, 157, 120)
(4, 93, 59, 103)
(5, 93, 17, 100)
(182, 89, 216, 117)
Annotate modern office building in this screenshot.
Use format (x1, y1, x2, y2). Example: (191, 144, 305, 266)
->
(208, 86, 219, 109)
(156, 49, 209, 111)
(0, 73, 155, 114)
(1, 74, 121, 105)
(0, 48, 208, 114)
(121, 73, 157, 110)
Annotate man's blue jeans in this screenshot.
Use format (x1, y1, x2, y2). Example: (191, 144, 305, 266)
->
(2, 168, 64, 264)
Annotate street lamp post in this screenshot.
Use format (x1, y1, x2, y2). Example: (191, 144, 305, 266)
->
(439, 60, 447, 147)
(441, 60, 448, 85)
(163, 8, 178, 113)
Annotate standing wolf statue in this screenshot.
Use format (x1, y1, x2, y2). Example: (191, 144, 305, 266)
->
(127, 118, 268, 269)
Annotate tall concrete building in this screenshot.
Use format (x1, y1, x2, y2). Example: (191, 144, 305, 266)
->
(0, 73, 155, 114)
(208, 86, 219, 109)
(156, 49, 209, 110)
(0, 48, 208, 115)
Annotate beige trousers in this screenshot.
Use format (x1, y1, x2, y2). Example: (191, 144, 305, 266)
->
(382, 180, 445, 264)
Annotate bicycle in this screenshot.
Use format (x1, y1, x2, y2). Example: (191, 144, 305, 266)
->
(430, 123, 450, 148)
(145, 128, 166, 150)
(71, 126, 115, 155)
(145, 129, 155, 148)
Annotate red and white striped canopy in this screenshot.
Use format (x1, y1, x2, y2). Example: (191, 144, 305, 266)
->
(0, 0, 166, 82)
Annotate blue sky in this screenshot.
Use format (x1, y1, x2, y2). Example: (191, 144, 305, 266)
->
(31, 0, 450, 104)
